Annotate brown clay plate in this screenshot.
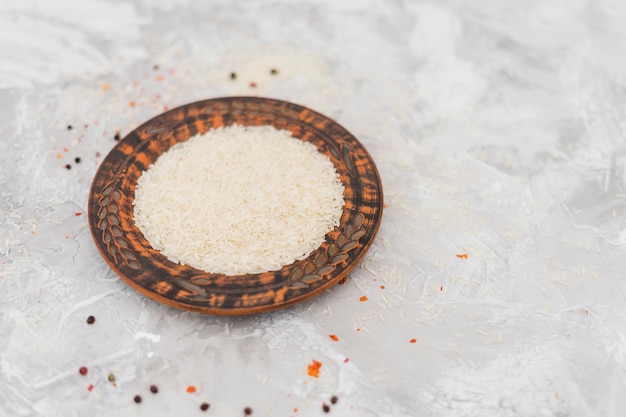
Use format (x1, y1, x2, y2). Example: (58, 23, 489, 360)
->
(88, 97, 383, 315)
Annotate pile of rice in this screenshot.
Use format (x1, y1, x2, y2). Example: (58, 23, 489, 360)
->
(133, 124, 345, 275)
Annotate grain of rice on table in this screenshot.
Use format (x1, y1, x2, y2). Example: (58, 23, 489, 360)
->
(133, 124, 345, 275)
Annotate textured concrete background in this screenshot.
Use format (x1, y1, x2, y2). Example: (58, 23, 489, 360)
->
(1, 0, 626, 416)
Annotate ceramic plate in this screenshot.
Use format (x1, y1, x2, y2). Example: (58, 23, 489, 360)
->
(88, 97, 383, 315)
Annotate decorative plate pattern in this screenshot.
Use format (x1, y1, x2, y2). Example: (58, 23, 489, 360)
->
(88, 97, 383, 315)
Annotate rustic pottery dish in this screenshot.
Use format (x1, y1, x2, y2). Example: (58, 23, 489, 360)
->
(88, 97, 383, 314)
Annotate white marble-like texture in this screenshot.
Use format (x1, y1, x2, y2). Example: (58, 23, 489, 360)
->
(2, 0, 626, 416)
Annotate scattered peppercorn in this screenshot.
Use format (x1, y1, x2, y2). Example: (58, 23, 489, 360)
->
(270, 68, 278, 75)
(74, 157, 81, 164)
(86, 315, 95, 324)
(67, 125, 73, 130)
(150, 385, 159, 394)
(114, 133, 121, 141)
(108, 373, 116, 382)
(65, 164, 72, 170)
(322, 403, 330, 413)
(79, 366, 88, 376)
(230, 72, 237, 80)
(134, 395, 142, 403)
(330, 396, 338, 405)
(200, 403, 210, 411)
(244, 406, 253, 415)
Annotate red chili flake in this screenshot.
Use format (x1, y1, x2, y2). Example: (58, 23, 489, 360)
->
(249, 82, 257, 88)
(75, 212, 82, 217)
(380, 285, 385, 289)
(186, 385, 196, 393)
(456, 253, 468, 259)
(56, 154, 63, 159)
(329, 334, 339, 342)
(343, 358, 349, 363)
(359, 296, 368, 302)
(129, 101, 136, 107)
(155, 75, 165, 82)
(584, 309, 589, 316)
(87, 384, 93, 392)
(293, 407, 298, 412)
(163, 105, 169, 111)
(356, 328, 361, 332)
(63, 147, 69, 152)
(79, 366, 88, 375)
(409, 338, 417, 344)
(440, 286, 443, 291)
(102, 83, 110, 91)
(244, 406, 253, 415)
(307, 359, 322, 378)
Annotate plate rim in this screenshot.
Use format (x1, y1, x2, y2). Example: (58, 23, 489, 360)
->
(88, 96, 383, 315)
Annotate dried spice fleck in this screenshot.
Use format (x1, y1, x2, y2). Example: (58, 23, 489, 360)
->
(330, 395, 338, 405)
(380, 285, 385, 289)
(270, 68, 278, 75)
(65, 164, 72, 170)
(343, 358, 349, 363)
(134, 395, 142, 404)
(249, 82, 257, 88)
(322, 403, 330, 413)
(79, 366, 88, 376)
(409, 338, 417, 344)
(75, 212, 82, 217)
(114, 133, 121, 141)
(87, 384, 93, 392)
(230, 72, 237, 80)
(200, 402, 210, 411)
(359, 296, 368, 302)
(329, 334, 339, 342)
(86, 315, 95, 324)
(153, 64, 159, 70)
(67, 125, 73, 130)
(74, 157, 81, 163)
(108, 373, 116, 382)
(456, 253, 468, 259)
(307, 359, 322, 378)
(186, 385, 196, 393)
(150, 385, 159, 394)
(129, 101, 136, 107)
(244, 406, 253, 415)
(102, 83, 110, 91)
